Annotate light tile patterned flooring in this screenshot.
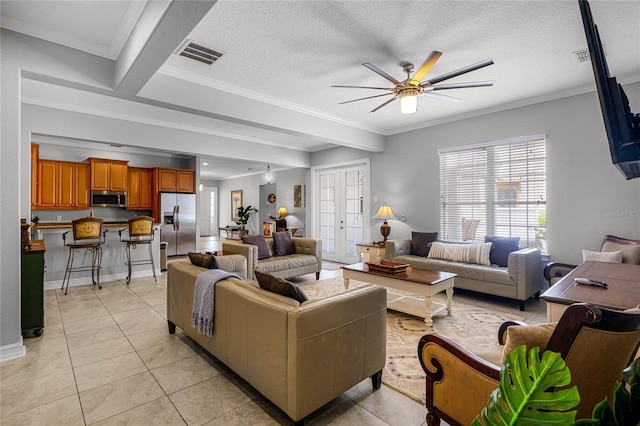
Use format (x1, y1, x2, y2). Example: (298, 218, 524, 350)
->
(1, 235, 547, 425)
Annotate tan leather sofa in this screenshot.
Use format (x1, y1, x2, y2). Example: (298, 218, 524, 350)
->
(385, 239, 542, 311)
(222, 237, 322, 280)
(167, 257, 387, 425)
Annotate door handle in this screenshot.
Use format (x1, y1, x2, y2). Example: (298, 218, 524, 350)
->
(176, 205, 180, 231)
(172, 205, 178, 231)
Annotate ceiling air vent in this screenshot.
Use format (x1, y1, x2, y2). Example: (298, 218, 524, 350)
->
(572, 45, 605, 63)
(176, 40, 224, 65)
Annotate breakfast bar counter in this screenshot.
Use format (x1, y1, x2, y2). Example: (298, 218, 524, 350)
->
(35, 220, 161, 290)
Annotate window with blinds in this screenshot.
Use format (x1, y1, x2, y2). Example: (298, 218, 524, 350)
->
(439, 135, 546, 250)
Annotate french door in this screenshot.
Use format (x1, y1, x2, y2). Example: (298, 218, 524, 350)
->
(314, 161, 370, 264)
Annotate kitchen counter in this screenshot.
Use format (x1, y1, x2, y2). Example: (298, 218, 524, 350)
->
(37, 224, 161, 290)
(34, 220, 130, 230)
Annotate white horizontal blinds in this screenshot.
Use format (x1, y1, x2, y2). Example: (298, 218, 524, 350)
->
(439, 135, 546, 248)
(440, 147, 488, 241)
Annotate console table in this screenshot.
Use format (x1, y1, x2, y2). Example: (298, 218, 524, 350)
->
(219, 225, 241, 237)
(356, 243, 386, 262)
(541, 260, 640, 322)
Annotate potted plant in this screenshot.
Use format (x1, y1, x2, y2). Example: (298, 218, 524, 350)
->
(474, 346, 640, 425)
(235, 205, 258, 237)
(534, 212, 547, 251)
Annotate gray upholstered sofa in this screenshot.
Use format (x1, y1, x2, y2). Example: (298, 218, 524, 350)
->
(222, 237, 322, 280)
(167, 257, 387, 425)
(385, 239, 543, 310)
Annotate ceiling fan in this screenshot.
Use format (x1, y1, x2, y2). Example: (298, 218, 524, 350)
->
(332, 51, 494, 114)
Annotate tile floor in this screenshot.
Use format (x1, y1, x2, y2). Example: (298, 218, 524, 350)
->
(1, 236, 548, 425)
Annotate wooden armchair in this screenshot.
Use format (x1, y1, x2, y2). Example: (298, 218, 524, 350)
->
(418, 303, 640, 425)
(544, 234, 640, 286)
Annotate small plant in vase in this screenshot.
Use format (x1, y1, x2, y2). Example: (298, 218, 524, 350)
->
(235, 205, 258, 237)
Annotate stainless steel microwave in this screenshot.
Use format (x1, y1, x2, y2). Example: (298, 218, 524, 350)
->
(91, 191, 127, 207)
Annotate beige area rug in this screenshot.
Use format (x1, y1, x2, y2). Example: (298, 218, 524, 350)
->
(297, 277, 525, 405)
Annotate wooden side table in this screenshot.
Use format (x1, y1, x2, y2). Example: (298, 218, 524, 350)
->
(356, 243, 386, 262)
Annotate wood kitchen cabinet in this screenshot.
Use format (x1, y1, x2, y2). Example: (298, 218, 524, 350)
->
(58, 162, 90, 209)
(37, 160, 58, 209)
(34, 160, 90, 210)
(155, 168, 195, 193)
(127, 167, 152, 210)
(88, 158, 128, 191)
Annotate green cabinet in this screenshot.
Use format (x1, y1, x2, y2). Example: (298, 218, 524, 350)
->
(22, 240, 45, 337)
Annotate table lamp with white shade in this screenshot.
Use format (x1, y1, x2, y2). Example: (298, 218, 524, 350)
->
(373, 203, 396, 242)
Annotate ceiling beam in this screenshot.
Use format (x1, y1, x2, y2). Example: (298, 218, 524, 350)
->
(115, 0, 217, 94)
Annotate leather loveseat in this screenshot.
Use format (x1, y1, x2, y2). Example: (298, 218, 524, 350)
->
(166, 257, 386, 425)
(222, 237, 322, 280)
(385, 239, 542, 310)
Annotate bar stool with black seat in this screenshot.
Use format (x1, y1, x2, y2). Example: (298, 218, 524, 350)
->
(119, 216, 156, 284)
(62, 216, 106, 295)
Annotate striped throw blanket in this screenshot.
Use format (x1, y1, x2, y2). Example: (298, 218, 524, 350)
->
(192, 269, 242, 336)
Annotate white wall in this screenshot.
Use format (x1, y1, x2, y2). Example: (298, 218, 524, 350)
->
(218, 168, 308, 236)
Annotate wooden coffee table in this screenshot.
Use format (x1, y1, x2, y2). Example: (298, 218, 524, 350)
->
(341, 263, 456, 327)
(541, 260, 640, 322)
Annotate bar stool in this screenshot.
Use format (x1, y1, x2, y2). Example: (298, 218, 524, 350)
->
(119, 216, 156, 284)
(62, 217, 106, 295)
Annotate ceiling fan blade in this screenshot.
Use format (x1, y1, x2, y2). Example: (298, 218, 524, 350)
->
(422, 92, 462, 103)
(362, 63, 401, 85)
(370, 95, 399, 112)
(339, 93, 394, 105)
(423, 58, 494, 86)
(409, 51, 442, 86)
(432, 80, 495, 90)
(332, 85, 394, 91)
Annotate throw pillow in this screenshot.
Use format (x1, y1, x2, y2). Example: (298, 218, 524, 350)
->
(254, 271, 308, 303)
(273, 231, 296, 256)
(242, 234, 271, 260)
(500, 322, 557, 364)
(427, 241, 492, 266)
(485, 236, 520, 267)
(410, 231, 439, 256)
(582, 249, 623, 263)
(188, 252, 218, 269)
(601, 240, 640, 264)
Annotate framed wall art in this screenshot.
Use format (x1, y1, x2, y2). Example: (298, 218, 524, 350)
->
(231, 190, 243, 221)
(293, 185, 302, 208)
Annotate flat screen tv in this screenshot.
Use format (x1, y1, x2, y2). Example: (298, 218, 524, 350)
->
(579, 0, 640, 179)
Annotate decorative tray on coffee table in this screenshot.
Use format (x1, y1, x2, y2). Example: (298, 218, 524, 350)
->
(366, 259, 409, 274)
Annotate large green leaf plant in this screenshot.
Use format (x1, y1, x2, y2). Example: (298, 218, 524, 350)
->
(473, 346, 640, 426)
(575, 357, 640, 426)
(472, 345, 580, 425)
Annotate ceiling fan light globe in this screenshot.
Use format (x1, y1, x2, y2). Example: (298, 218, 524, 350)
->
(400, 94, 417, 114)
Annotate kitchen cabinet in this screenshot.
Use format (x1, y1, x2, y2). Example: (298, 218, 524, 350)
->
(127, 167, 153, 210)
(31, 143, 39, 209)
(34, 160, 90, 209)
(36, 160, 58, 209)
(88, 158, 128, 191)
(58, 162, 90, 209)
(155, 168, 195, 193)
(22, 239, 45, 337)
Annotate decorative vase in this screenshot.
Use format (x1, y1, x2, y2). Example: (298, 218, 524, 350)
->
(238, 229, 249, 238)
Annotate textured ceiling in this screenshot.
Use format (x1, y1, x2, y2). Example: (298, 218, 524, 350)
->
(160, 0, 640, 135)
(3, 0, 640, 178)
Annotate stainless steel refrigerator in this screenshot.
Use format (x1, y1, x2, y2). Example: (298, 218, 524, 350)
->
(160, 193, 197, 256)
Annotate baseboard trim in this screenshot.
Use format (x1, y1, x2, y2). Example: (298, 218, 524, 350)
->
(0, 338, 26, 362)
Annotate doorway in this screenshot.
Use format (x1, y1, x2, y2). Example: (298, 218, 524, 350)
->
(313, 160, 370, 264)
(199, 186, 217, 236)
